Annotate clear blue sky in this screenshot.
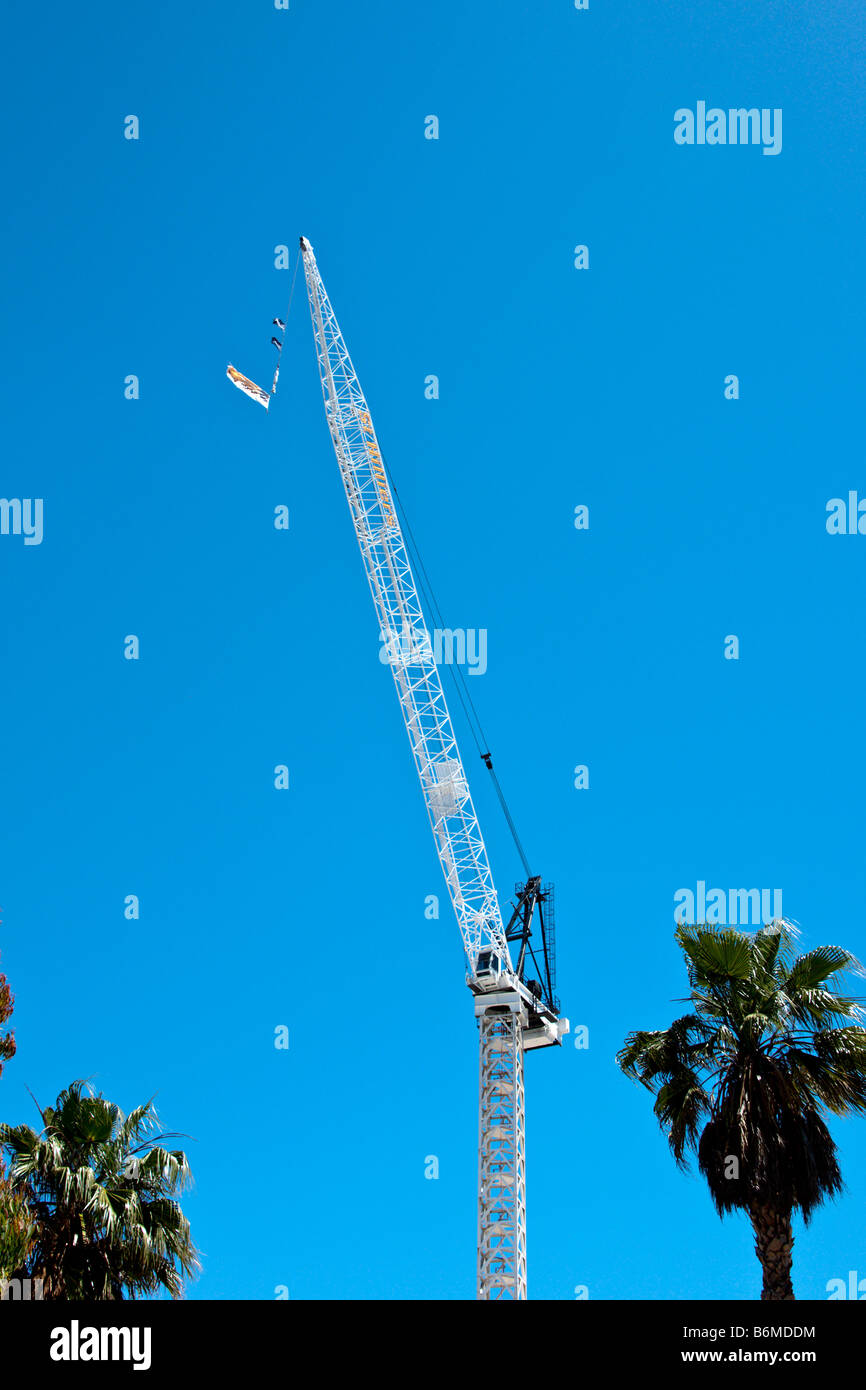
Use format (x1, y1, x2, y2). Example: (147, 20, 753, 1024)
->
(2, 0, 865, 1300)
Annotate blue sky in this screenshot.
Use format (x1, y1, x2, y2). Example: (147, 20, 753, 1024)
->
(2, 0, 865, 1300)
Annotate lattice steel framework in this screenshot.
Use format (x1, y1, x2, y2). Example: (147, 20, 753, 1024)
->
(477, 1006, 527, 1300)
(300, 237, 531, 1300)
(300, 238, 511, 976)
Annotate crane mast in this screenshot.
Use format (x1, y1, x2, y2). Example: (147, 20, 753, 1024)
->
(299, 238, 566, 1299)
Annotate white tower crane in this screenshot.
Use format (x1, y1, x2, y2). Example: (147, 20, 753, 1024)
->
(299, 237, 568, 1299)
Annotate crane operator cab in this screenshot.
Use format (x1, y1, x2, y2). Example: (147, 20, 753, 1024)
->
(475, 950, 504, 989)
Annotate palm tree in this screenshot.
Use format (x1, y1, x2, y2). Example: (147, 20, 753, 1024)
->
(0, 949, 34, 1282)
(0, 1162, 35, 1283)
(0, 1080, 199, 1299)
(0, 953, 14, 1075)
(617, 920, 866, 1300)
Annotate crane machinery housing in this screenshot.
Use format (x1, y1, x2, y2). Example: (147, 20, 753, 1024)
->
(297, 236, 568, 1300)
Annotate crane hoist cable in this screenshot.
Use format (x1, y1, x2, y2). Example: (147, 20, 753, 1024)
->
(270, 253, 301, 397)
(387, 467, 533, 881)
(225, 253, 301, 409)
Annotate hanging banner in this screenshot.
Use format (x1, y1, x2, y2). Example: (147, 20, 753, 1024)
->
(226, 364, 270, 410)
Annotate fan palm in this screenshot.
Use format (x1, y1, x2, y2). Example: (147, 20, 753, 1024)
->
(0, 946, 34, 1283)
(0, 1080, 199, 1299)
(0, 1159, 35, 1283)
(617, 920, 866, 1299)
(0, 959, 14, 1074)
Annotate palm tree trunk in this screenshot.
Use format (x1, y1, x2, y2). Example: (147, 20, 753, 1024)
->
(749, 1202, 795, 1300)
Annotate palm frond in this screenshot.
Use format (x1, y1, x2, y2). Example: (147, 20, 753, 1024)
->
(618, 922, 866, 1227)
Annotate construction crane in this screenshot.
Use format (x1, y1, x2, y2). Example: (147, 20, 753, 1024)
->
(298, 236, 568, 1300)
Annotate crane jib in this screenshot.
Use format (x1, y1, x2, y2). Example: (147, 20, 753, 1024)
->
(299, 236, 509, 975)
(298, 236, 567, 1302)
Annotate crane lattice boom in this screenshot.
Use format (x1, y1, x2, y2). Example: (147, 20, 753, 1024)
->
(299, 237, 566, 1300)
(299, 237, 510, 976)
